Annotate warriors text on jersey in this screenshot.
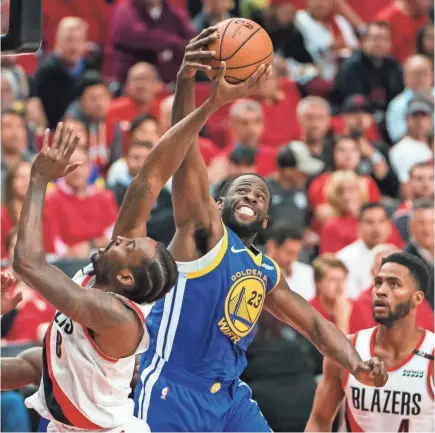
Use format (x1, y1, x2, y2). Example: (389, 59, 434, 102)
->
(343, 326, 434, 432)
(26, 264, 152, 430)
(135, 224, 280, 429)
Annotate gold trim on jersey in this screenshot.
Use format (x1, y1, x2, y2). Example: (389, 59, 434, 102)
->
(267, 257, 282, 294)
(187, 225, 228, 279)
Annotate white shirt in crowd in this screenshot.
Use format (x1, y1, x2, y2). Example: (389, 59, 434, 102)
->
(389, 136, 433, 183)
(336, 240, 374, 299)
(284, 261, 316, 301)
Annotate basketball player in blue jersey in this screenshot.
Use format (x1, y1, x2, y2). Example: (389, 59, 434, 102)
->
(132, 27, 388, 432)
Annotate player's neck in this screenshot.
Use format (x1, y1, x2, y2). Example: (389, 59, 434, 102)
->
(376, 316, 421, 354)
(241, 235, 257, 248)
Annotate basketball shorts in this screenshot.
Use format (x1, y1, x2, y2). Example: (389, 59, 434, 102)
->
(134, 352, 271, 432)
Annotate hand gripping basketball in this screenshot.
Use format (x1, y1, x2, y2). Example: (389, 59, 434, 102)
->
(209, 61, 272, 109)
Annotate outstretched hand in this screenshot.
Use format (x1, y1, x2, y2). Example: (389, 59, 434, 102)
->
(31, 123, 82, 183)
(1, 271, 22, 315)
(209, 62, 272, 109)
(179, 26, 218, 79)
(354, 357, 388, 387)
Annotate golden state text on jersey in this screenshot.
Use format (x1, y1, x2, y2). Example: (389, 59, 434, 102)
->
(144, 223, 281, 382)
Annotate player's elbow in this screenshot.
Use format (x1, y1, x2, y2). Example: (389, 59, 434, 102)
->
(12, 249, 44, 280)
(305, 412, 334, 432)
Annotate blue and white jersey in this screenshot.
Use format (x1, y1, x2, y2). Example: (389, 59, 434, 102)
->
(142, 223, 281, 382)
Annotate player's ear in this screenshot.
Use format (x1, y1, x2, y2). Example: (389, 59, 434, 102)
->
(116, 268, 135, 287)
(262, 214, 269, 230)
(413, 290, 425, 308)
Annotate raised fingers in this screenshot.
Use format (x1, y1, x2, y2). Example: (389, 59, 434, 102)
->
(52, 122, 64, 152)
(185, 62, 212, 72)
(244, 64, 267, 90)
(184, 49, 216, 61)
(190, 26, 218, 44)
(187, 33, 218, 52)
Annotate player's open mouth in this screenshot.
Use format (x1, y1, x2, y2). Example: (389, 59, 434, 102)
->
(373, 299, 388, 312)
(235, 205, 256, 218)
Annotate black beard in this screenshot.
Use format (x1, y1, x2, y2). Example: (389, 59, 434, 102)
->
(91, 252, 109, 285)
(373, 299, 412, 328)
(221, 203, 264, 239)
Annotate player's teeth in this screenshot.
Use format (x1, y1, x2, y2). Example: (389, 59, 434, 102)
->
(239, 206, 254, 216)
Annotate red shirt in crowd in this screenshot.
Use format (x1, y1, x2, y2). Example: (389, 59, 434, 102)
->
(320, 215, 404, 254)
(45, 182, 118, 252)
(218, 145, 278, 177)
(308, 172, 381, 209)
(198, 137, 220, 167)
(349, 286, 434, 333)
(2, 282, 56, 343)
(0, 207, 57, 259)
(252, 79, 301, 149)
(376, 2, 430, 64)
(309, 296, 367, 327)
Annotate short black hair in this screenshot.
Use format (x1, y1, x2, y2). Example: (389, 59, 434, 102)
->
(267, 222, 303, 246)
(229, 147, 256, 166)
(277, 145, 297, 169)
(77, 71, 108, 98)
(220, 173, 272, 208)
(130, 114, 157, 135)
(359, 202, 388, 220)
(381, 252, 431, 296)
(129, 243, 178, 304)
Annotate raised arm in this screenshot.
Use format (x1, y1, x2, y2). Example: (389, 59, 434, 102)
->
(112, 58, 245, 240)
(170, 30, 272, 258)
(264, 278, 387, 386)
(305, 357, 346, 432)
(1, 347, 43, 390)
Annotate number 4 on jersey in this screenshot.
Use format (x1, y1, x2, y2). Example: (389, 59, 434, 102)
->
(398, 419, 409, 432)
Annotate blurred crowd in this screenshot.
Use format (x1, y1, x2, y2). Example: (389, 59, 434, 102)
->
(1, 0, 434, 430)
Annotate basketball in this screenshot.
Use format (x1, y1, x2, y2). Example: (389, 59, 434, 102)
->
(203, 18, 274, 84)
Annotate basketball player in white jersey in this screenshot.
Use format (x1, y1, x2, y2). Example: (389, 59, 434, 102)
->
(306, 252, 434, 432)
(9, 66, 267, 432)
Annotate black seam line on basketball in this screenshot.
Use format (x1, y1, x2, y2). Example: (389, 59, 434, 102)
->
(219, 19, 234, 61)
(223, 75, 244, 82)
(220, 27, 262, 61)
(208, 51, 274, 70)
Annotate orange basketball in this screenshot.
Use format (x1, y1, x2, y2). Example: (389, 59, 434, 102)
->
(203, 18, 274, 84)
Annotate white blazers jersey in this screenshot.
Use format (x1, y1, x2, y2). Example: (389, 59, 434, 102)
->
(26, 264, 153, 430)
(343, 326, 434, 432)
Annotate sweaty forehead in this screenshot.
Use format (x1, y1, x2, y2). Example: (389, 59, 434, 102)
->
(232, 175, 268, 192)
(377, 262, 408, 281)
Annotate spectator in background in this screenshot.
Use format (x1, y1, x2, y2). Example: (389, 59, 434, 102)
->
(66, 71, 122, 172)
(212, 147, 257, 199)
(1, 73, 15, 111)
(376, 0, 431, 64)
(308, 135, 381, 227)
(159, 95, 219, 166)
(266, 223, 316, 301)
(267, 143, 322, 235)
(108, 0, 193, 84)
(107, 114, 160, 186)
(31, 17, 91, 128)
(336, 203, 403, 299)
(107, 62, 162, 154)
(295, 96, 334, 169)
(331, 21, 403, 118)
(1, 111, 33, 178)
(1, 162, 56, 260)
(45, 147, 118, 259)
(393, 161, 434, 241)
(251, 0, 314, 77)
(1, 56, 30, 103)
(404, 199, 434, 307)
(208, 100, 277, 183)
(252, 66, 300, 148)
(192, 0, 234, 31)
(389, 97, 433, 191)
(340, 95, 399, 197)
(386, 55, 433, 143)
(1, 228, 56, 344)
(109, 141, 152, 206)
(350, 243, 434, 332)
(294, 0, 358, 81)
(416, 23, 434, 63)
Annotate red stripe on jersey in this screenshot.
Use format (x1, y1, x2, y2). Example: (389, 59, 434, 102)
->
(370, 327, 426, 372)
(342, 333, 359, 388)
(346, 404, 365, 432)
(82, 326, 118, 363)
(427, 349, 434, 400)
(125, 299, 145, 323)
(45, 321, 102, 430)
(81, 274, 93, 288)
